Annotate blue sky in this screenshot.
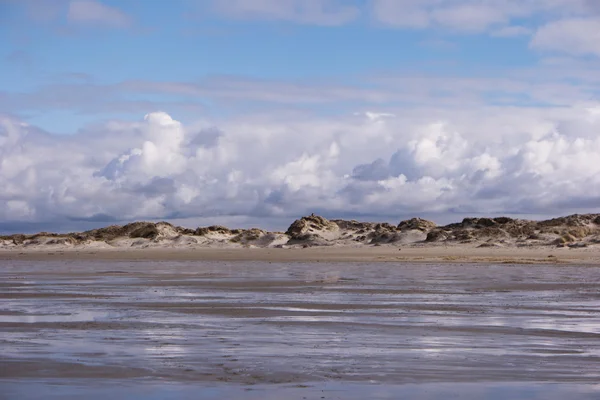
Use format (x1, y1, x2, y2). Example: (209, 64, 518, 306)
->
(2, 0, 600, 231)
(0, 0, 567, 133)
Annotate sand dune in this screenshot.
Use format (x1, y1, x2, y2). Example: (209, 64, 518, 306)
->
(2, 213, 600, 263)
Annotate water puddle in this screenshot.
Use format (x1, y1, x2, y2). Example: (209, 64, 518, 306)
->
(0, 310, 118, 323)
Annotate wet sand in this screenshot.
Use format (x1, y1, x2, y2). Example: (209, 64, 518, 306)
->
(3, 244, 600, 264)
(1, 260, 599, 398)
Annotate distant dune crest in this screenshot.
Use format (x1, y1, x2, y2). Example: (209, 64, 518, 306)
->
(3, 213, 600, 250)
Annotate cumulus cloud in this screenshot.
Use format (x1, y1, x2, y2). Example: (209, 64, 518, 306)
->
(530, 18, 600, 56)
(3, 104, 600, 228)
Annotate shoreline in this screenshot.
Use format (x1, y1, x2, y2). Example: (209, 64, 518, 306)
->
(2, 245, 600, 264)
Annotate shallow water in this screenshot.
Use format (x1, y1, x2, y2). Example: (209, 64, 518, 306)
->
(1, 260, 599, 398)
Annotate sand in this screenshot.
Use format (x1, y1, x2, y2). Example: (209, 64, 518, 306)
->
(2, 244, 600, 264)
(5, 213, 600, 270)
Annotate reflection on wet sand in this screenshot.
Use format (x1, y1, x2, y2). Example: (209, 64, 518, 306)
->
(3, 381, 600, 400)
(1, 261, 599, 398)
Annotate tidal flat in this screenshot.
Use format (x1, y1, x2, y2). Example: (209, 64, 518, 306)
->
(1, 260, 599, 399)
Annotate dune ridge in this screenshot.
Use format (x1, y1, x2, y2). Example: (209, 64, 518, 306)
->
(2, 213, 600, 251)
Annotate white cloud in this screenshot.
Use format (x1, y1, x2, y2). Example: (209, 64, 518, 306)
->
(3, 103, 600, 227)
(370, 0, 600, 35)
(67, 0, 131, 27)
(6, 63, 598, 120)
(530, 18, 600, 56)
(430, 3, 508, 32)
(371, 0, 431, 28)
(211, 0, 359, 26)
(371, 0, 513, 31)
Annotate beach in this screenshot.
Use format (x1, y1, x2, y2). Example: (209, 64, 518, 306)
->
(1, 257, 599, 399)
(2, 244, 600, 264)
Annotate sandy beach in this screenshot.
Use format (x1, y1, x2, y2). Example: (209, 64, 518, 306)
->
(3, 214, 600, 398)
(4, 213, 600, 267)
(2, 244, 600, 264)
(7, 1, 600, 397)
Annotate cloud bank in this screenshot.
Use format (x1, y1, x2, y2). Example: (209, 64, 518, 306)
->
(3, 104, 600, 229)
(4, 0, 600, 231)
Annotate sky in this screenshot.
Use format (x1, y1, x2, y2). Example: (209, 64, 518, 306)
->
(2, 0, 600, 233)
